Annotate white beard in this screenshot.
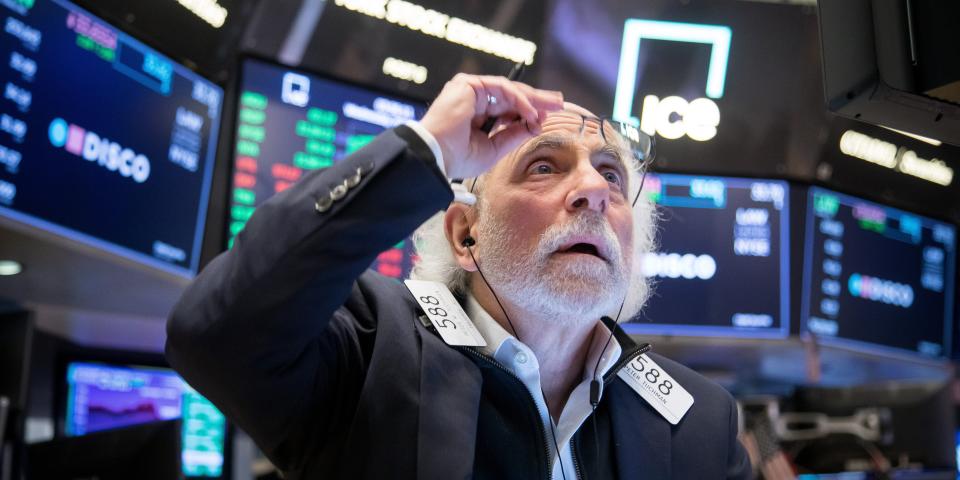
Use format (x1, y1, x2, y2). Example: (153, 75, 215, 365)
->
(475, 207, 630, 324)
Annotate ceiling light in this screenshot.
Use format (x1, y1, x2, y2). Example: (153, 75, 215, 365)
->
(0, 260, 22, 276)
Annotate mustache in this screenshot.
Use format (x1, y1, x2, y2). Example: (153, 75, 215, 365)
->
(537, 212, 622, 263)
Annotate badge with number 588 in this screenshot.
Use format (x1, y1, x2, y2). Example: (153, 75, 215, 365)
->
(405, 280, 486, 347)
(618, 354, 694, 425)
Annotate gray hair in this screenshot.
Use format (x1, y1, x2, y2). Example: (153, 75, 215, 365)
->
(410, 147, 658, 322)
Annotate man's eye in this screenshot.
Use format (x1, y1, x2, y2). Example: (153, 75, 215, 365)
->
(603, 170, 623, 186)
(532, 163, 554, 174)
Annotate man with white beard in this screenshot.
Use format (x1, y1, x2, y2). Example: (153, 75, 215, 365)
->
(167, 73, 752, 479)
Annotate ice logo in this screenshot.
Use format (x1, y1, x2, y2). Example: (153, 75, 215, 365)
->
(49, 118, 150, 183)
(847, 273, 914, 308)
(614, 19, 731, 142)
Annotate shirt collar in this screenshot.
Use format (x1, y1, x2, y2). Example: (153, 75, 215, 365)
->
(464, 294, 623, 381)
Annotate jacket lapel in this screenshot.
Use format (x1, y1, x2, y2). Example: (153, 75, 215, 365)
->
(415, 318, 483, 480)
(608, 376, 673, 479)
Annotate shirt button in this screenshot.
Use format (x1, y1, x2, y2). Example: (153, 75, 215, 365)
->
(515, 352, 528, 365)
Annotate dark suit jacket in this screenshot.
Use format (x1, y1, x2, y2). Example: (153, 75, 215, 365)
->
(166, 126, 753, 479)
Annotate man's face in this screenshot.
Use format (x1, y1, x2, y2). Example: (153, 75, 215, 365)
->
(473, 109, 635, 320)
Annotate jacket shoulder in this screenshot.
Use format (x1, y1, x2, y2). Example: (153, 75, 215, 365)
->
(340, 269, 419, 326)
(646, 351, 737, 416)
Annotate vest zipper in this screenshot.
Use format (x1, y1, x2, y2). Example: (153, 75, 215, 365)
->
(456, 346, 555, 480)
(571, 438, 584, 480)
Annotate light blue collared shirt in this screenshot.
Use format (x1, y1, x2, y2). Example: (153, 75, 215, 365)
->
(466, 295, 623, 479)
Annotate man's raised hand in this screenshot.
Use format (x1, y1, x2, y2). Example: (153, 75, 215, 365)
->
(420, 73, 564, 180)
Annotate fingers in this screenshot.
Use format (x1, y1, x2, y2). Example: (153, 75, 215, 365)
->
(473, 79, 538, 125)
(461, 74, 563, 128)
(421, 73, 565, 179)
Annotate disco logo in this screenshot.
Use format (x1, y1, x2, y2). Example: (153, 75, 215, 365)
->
(847, 273, 914, 308)
(48, 118, 150, 183)
(642, 252, 717, 280)
(614, 19, 731, 142)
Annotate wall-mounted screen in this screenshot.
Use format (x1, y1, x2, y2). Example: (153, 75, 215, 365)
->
(0, 0, 223, 276)
(229, 57, 426, 279)
(626, 173, 790, 338)
(65, 362, 227, 477)
(801, 187, 956, 358)
(241, 1, 544, 101)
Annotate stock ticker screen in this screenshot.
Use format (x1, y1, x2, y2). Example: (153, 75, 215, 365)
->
(0, 0, 222, 276)
(230, 58, 426, 279)
(625, 173, 790, 338)
(801, 187, 956, 358)
(65, 362, 228, 477)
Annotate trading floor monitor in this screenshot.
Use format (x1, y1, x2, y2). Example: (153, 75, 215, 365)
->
(0, 0, 224, 276)
(63, 361, 228, 478)
(228, 57, 426, 279)
(625, 173, 791, 338)
(801, 186, 956, 359)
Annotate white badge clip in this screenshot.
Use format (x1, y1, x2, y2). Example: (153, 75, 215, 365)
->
(617, 354, 694, 425)
(405, 280, 486, 347)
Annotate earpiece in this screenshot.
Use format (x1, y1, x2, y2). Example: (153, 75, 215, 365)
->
(461, 236, 476, 247)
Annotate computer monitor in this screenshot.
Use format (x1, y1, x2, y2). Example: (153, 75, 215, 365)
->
(801, 186, 956, 359)
(228, 57, 427, 279)
(0, 0, 223, 276)
(63, 362, 228, 478)
(625, 173, 790, 338)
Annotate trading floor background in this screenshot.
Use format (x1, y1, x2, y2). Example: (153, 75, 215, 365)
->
(1, 0, 959, 478)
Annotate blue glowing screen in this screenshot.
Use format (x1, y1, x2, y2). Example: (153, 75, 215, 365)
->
(0, 0, 222, 276)
(625, 173, 790, 338)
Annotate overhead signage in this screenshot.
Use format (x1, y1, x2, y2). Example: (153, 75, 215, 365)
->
(333, 0, 538, 65)
(613, 19, 731, 142)
(839, 129, 954, 186)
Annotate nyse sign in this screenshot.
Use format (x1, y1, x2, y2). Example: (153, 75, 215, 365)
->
(614, 19, 731, 142)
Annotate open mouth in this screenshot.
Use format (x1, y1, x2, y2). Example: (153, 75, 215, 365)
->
(557, 241, 607, 261)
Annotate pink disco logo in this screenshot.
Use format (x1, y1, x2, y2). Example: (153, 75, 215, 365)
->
(49, 118, 150, 183)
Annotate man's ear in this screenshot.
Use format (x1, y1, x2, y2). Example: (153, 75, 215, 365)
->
(444, 202, 478, 272)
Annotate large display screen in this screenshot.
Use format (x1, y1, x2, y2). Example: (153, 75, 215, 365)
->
(65, 362, 227, 477)
(801, 187, 956, 358)
(625, 173, 790, 337)
(244, 1, 545, 101)
(230, 58, 426, 279)
(539, 0, 827, 178)
(0, 0, 222, 276)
